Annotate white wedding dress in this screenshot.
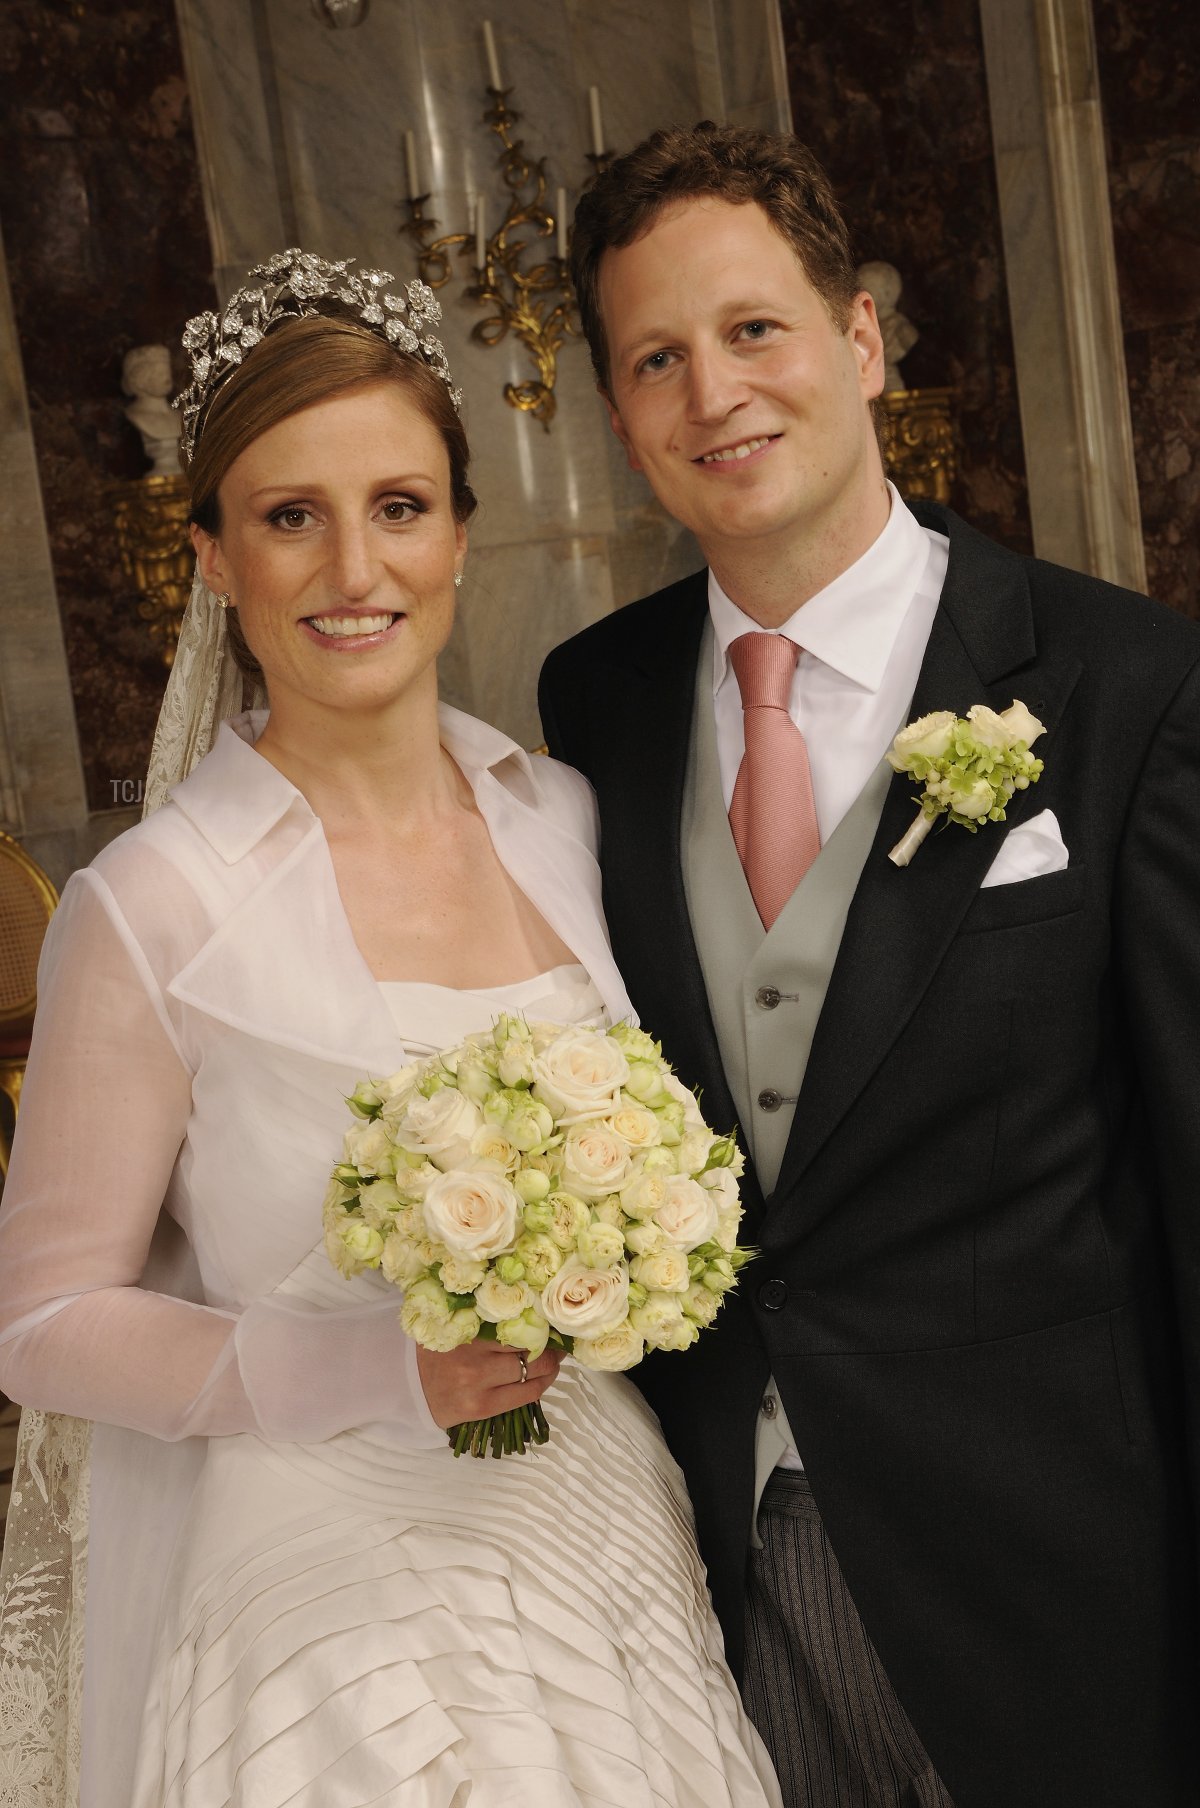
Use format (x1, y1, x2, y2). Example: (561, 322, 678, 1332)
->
(132, 968, 779, 1807)
(0, 711, 780, 1808)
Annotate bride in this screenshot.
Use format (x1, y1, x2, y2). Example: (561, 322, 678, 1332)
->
(0, 253, 781, 1807)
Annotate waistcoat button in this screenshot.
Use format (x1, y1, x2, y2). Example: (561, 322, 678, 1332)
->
(758, 1277, 789, 1312)
(755, 985, 781, 1010)
(757, 1088, 783, 1112)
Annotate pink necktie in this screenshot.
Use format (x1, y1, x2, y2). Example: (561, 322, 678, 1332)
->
(728, 632, 821, 929)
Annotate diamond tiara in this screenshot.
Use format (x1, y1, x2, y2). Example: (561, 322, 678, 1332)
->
(174, 248, 462, 464)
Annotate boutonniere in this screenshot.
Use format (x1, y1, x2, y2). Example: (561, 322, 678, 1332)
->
(886, 700, 1046, 867)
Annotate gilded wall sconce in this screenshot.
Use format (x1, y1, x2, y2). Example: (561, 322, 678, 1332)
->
(399, 29, 612, 431)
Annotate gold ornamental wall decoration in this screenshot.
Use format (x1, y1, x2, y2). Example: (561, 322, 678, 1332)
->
(398, 24, 612, 431)
(879, 388, 957, 505)
(113, 473, 192, 667)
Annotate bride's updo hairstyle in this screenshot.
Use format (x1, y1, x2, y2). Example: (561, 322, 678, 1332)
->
(187, 313, 477, 683)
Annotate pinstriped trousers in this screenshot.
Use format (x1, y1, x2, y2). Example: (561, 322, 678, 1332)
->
(742, 1472, 955, 1808)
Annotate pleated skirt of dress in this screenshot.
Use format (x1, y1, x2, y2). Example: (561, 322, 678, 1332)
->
(130, 1362, 782, 1808)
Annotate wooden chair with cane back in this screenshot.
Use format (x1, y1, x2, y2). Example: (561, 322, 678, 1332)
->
(0, 829, 58, 1177)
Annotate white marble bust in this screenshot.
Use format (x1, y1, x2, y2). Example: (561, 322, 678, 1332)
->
(122, 344, 182, 477)
(857, 261, 919, 393)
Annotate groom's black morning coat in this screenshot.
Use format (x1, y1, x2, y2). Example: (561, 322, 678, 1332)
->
(539, 503, 1200, 1808)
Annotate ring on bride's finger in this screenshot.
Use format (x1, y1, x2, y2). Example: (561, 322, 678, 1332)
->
(518, 1354, 529, 1385)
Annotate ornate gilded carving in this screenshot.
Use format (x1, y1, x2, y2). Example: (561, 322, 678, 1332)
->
(879, 387, 957, 505)
(113, 474, 192, 666)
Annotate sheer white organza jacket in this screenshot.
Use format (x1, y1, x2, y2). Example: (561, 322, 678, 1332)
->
(0, 706, 634, 1807)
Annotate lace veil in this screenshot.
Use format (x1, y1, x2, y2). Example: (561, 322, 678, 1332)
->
(0, 572, 262, 1805)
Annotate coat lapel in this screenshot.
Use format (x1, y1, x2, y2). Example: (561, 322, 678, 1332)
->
(768, 511, 1082, 1214)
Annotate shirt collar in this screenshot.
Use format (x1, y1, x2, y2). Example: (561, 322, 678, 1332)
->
(708, 483, 934, 695)
(168, 703, 534, 864)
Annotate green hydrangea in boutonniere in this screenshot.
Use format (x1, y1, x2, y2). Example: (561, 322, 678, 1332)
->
(886, 700, 1046, 867)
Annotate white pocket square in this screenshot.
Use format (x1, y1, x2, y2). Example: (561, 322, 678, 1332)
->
(980, 809, 1069, 889)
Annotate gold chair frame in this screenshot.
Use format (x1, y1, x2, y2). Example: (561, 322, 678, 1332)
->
(0, 829, 58, 1177)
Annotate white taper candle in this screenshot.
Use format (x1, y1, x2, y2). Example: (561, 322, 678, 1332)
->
(556, 187, 568, 261)
(475, 195, 487, 268)
(482, 20, 502, 90)
(588, 85, 605, 158)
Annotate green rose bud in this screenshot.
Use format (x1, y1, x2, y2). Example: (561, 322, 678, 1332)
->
(522, 1199, 555, 1234)
(339, 1220, 385, 1267)
(514, 1167, 552, 1205)
(496, 1307, 551, 1360)
(577, 1219, 626, 1269)
(625, 1060, 668, 1105)
(346, 1079, 386, 1120)
(495, 1253, 527, 1285)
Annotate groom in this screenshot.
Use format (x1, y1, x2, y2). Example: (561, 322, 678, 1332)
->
(540, 122, 1200, 1808)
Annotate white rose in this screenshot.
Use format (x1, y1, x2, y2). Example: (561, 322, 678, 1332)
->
(661, 1071, 706, 1128)
(965, 703, 1015, 749)
(377, 1063, 420, 1121)
(399, 1088, 484, 1171)
(624, 1220, 666, 1257)
(532, 1027, 630, 1119)
(342, 1117, 395, 1176)
(438, 1254, 488, 1294)
(496, 1307, 551, 1359)
(381, 1231, 428, 1288)
(629, 1291, 696, 1350)
(887, 710, 956, 768)
(714, 1204, 742, 1253)
(512, 1231, 564, 1289)
(399, 1275, 480, 1351)
(561, 1124, 634, 1201)
(423, 1169, 519, 1258)
(546, 1190, 591, 1249)
(630, 1246, 691, 1293)
(540, 1256, 630, 1336)
(606, 1104, 662, 1150)
(577, 1220, 627, 1269)
(474, 1271, 535, 1323)
(620, 1170, 670, 1220)
(340, 1220, 385, 1267)
(652, 1175, 720, 1251)
(700, 1166, 740, 1211)
(357, 1178, 402, 1231)
(571, 1320, 645, 1371)
(1000, 699, 1046, 747)
(496, 1032, 535, 1088)
(953, 777, 996, 820)
(682, 1281, 722, 1326)
(677, 1127, 717, 1175)
(469, 1126, 520, 1171)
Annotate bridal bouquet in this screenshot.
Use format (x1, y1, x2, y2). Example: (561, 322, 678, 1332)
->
(324, 1018, 751, 1457)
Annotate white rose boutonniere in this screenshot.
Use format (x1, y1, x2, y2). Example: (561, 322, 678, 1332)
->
(887, 699, 1046, 866)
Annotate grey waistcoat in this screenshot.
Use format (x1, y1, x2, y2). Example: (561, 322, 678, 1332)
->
(681, 622, 893, 1515)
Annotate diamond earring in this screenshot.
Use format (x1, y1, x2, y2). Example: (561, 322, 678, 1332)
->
(215, 592, 232, 610)
(453, 571, 463, 589)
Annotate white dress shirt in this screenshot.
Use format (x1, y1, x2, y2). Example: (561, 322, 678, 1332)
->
(708, 486, 949, 1480)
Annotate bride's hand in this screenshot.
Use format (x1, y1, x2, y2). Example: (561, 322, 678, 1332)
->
(416, 1339, 563, 1428)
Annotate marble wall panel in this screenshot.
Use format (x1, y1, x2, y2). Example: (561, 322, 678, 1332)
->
(778, 0, 1031, 553)
(0, 0, 214, 820)
(1094, 0, 1200, 617)
(445, 535, 617, 748)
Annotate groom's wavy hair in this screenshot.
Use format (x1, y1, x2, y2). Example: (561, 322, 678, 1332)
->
(187, 313, 477, 684)
(571, 121, 860, 393)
